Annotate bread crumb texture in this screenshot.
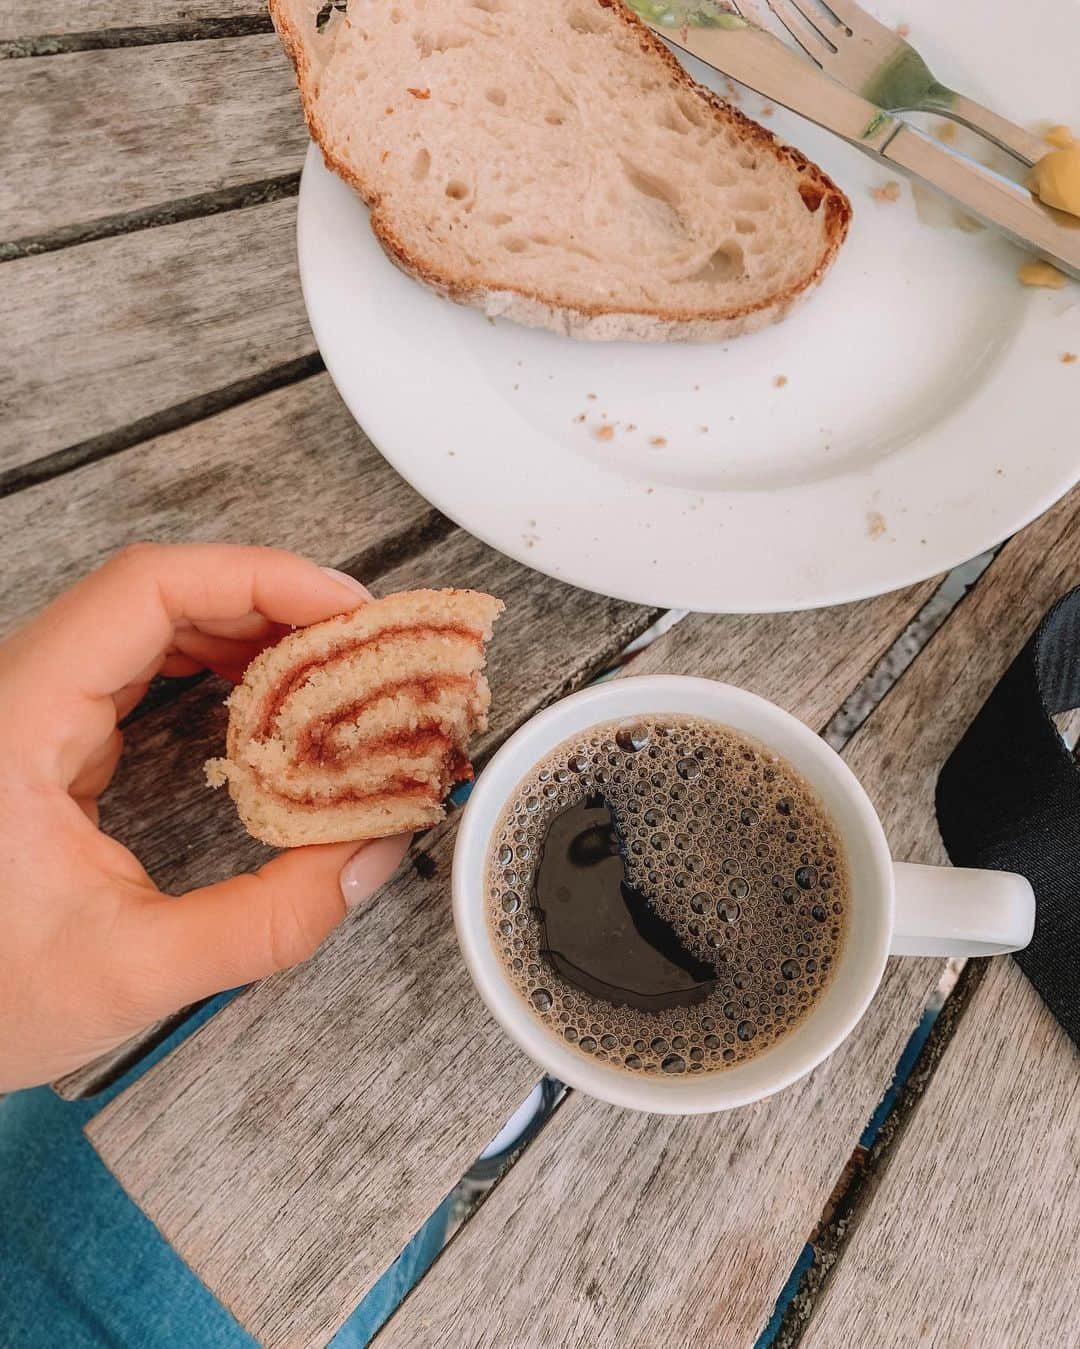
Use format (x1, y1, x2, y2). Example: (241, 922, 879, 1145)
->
(1018, 260, 1068, 288)
(270, 0, 850, 341)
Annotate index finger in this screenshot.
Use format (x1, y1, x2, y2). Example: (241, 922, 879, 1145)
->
(12, 543, 369, 700)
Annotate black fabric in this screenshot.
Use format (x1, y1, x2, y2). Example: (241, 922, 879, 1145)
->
(936, 587, 1080, 1049)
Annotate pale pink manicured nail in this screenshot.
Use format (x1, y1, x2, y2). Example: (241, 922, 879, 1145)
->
(320, 566, 373, 600)
(340, 834, 412, 911)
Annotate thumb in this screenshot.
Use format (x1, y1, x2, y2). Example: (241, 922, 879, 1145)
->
(133, 834, 411, 1013)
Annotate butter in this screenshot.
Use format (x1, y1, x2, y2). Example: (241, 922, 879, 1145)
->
(1017, 260, 1068, 289)
(1028, 143, 1080, 217)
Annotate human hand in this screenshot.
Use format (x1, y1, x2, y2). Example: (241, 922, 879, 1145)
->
(0, 544, 411, 1091)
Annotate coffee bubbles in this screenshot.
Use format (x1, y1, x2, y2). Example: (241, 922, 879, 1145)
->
(486, 716, 848, 1076)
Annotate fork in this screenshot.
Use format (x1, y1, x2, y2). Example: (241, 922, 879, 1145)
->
(763, 0, 1047, 168)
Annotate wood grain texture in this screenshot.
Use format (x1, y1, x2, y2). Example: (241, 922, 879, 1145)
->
(380, 485, 1080, 1349)
(0, 1, 267, 39)
(0, 198, 309, 470)
(87, 572, 936, 1349)
(803, 960, 1079, 1349)
(2, 37, 304, 240)
(0, 373, 429, 642)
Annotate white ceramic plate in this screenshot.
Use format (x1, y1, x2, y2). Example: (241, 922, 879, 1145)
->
(298, 0, 1079, 613)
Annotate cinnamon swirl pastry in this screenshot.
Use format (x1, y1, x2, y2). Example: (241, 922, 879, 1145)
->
(206, 588, 503, 846)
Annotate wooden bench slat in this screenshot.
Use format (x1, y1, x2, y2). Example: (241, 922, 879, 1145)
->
(0, 197, 309, 471)
(3, 37, 304, 240)
(1, 2, 267, 40)
(379, 486, 1080, 1348)
(85, 569, 939, 1349)
(0, 372, 430, 643)
(802, 960, 1079, 1349)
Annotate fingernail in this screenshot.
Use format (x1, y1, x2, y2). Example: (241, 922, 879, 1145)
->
(321, 566, 373, 600)
(340, 834, 412, 911)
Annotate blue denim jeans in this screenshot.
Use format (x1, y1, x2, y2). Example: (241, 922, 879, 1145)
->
(0, 995, 450, 1348)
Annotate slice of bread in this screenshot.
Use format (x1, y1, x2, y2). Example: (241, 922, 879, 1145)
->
(206, 588, 504, 846)
(271, 0, 850, 341)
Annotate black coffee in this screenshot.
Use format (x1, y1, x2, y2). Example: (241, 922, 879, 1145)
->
(487, 716, 848, 1075)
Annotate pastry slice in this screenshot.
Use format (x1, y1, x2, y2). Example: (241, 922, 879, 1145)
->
(206, 588, 504, 846)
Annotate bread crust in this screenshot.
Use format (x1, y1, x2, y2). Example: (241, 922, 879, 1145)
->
(270, 0, 851, 341)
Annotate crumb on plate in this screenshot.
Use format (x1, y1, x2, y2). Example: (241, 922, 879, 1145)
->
(1062, 352, 1078, 363)
(649, 435, 667, 447)
(871, 180, 902, 203)
(760, 103, 775, 117)
(896, 21, 910, 37)
(1018, 260, 1068, 288)
(867, 511, 887, 539)
(594, 424, 615, 442)
(407, 87, 430, 99)
(586, 392, 597, 400)
(773, 374, 788, 388)
(573, 412, 586, 423)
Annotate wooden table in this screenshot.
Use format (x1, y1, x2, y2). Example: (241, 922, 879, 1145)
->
(5, 7, 1078, 1346)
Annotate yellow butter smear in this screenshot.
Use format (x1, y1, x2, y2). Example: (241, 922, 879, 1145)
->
(1017, 126, 1078, 288)
(1029, 142, 1080, 216)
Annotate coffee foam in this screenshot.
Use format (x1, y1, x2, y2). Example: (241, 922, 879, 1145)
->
(486, 716, 848, 1076)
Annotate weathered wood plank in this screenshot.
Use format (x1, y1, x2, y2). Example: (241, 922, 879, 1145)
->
(0, 372, 430, 642)
(0, 197, 309, 471)
(803, 960, 1079, 1349)
(86, 569, 938, 1348)
(3, 37, 304, 240)
(379, 488, 1080, 1348)
(0, 1, 268, 40)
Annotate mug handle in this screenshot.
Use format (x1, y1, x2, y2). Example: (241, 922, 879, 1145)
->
(890, 862, 1035, 957)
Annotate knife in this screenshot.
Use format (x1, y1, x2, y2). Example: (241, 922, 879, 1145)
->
(635, 8, 1080, 279)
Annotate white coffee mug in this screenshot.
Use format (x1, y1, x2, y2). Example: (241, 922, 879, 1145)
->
(453, 677, 1036, 1114)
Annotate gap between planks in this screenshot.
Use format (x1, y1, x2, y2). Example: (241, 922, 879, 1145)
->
(2, 34, 306, 242)
(771, 959, 987, 1348)
(0, 353, 322, 501)
(800, 958, 1079, 1348)
(0, 174, 300, 264)
(1, 16, 274, 58)
(0, 197, 312, 472)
